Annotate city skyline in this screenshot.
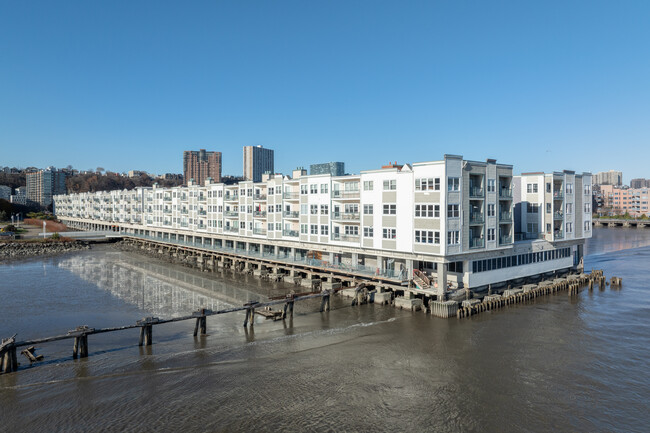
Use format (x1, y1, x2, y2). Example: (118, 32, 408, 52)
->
(2, 2, 650, 179)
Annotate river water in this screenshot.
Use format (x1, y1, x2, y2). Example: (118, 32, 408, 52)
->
(1, 228, 649, 432)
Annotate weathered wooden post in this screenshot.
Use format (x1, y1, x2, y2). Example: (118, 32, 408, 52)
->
(1, 335, 18, 374)
(193, 308, 211, 336)
(283, 294, 295, 320)
(137, 317, 159, 346)
(68, 326, 93, 359)
(320, 289, 331, 312)
(243, 301, 259, 327)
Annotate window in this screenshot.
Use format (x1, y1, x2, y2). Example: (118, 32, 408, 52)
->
(268, 223, 273, 231)
(320, 184, 328, 194)
(268, 187, 274, 195)
(566, 222, 573, 233)
(487, 179, 495, 193)
(527, 203, 539, 213)
(364, 226, 373, 237)
(321, 204, 329, 215)
(363, 181, 373, 191)
(310, 224, 318, 235)
(584, 184, 591, 195)
(434, 178, 440, 190)
(527, 222, 538, 233)
(363, 204, 373, 215)
(487, 228, 495, 241)
(414, 230, 439, 244)
(310, 204, 318, 214)
(447, 230, 460, 245)
(415, 204, 436, 218)
(566, 183, 573, 194)
(383, 204, 396, 215)
(321, 225, 329, 235)
(300, 224, 307, 234)
(584, 221, 591, 231)
(300, 204, 307, 215)
(240, 221, 246, 229)
(383, 179, 396, 190)
(275, 204, 281, 212)
(546, 203, 552, 213)
(310, 184, 318, 194)
(447, 204, 460, 218)
(344, 226, 358, 235)
(527, 184, 538, 193)
(584, 203, 591, 213)
(382, 228, 396, 239)
(415, 178, 435, 191)
(566, 203, 573, 214)
(300, 185, 308, 194)
(546, 182, 551, 193)
(487, 204, 495, 217)
(448, 178, 460, 191)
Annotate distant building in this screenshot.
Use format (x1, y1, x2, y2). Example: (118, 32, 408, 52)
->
(310, 162, 345, 177)
(128, 170, 147, 178)
(598, 184, 650, 216)
(243, 145, 274, 182)
(593, 170, 622, 186)
(162, 173, 183, 181)
(183, 149, 222, 185)
(0, 185, 11, 200)
(26, 169, 67, 207)
(629, 178, 650, 189)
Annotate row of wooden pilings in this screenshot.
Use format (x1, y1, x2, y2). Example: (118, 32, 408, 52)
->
(457, 270, 619, 319)
(0, 290, 334, 375)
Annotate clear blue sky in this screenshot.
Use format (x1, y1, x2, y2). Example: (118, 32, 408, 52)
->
(2, 1, 649, 182)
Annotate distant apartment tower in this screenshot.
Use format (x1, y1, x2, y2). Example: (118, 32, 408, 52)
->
(629, 178, 650, 189)
(593, 170, 622, 186)
(310, 162, 345, 177)
(243, 145, 274, 182)
(26, 169, 67, 207)
(0, 185, 11, 201)
(183, 149, 222, 185)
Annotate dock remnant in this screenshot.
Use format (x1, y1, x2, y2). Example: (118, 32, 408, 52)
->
(137, 317, 159, 346)
(21, 346, 44, 363)
(0, 335, 18, 373)
(69, 326, 94, 358)
(193, 308, 211, 336)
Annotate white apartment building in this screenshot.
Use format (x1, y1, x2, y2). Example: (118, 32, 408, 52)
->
(54, 155, 591, 296)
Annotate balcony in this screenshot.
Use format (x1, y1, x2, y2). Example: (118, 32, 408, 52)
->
(331, 233, 360, 242)
(283, 229, 299, 237)
(224, 226, 239, 233)
(197, 224, 206, 230)
(253, 227, 267, 236)
(469, 187, 484, 198)
(554, 231, 564, 239)
(553, 190, 563, 199)
(283, 192, 299, 200)
(283, 210, 299, 218)
(224, 211, 239, 218)
(499, 188, 513, 199)
(253, 210, 267, 218)
(470, 237, 485, 248)
(332, 212, 360, 221)
(253, 194, 267, 201)
(163, 208, 171, 214)
(499, 235, 512, 245)
(163, 197, 172, 202)
(224, 194, 239, 201)
(554, 211, 564, 220)
(198, 210, 207, 216)
(181, 209, 188, 215)
(198, 195, 206, 202)
(499, 212, 512, 222)
(469, 212, 484, 224)
(332, 190, 360, 199)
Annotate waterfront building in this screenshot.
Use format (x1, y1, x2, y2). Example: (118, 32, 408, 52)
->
(593, 170, 622, 186)
(54, 155, 592, 295)
(310, 162, 345, 177)
(26, 169, 67, 208)
(183, 149, 222, 185)
(598, 184, 650, 216)
(243, 145, 274, 182)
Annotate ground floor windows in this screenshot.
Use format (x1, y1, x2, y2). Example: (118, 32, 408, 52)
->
(472, 247, 571, 273)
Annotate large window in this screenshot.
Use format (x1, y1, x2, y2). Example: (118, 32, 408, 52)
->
(416, 178, 439, 191)
(527, 183, 538, 193)
(415, 204, 438, 218)
(448, 178, 460, 191)
(363, 181, 373, 191)
(447, 230, 460, 245)
(447, 204, 459, 218)
(382, 228, 396, 239)
(383, 179, 396, 190)
(364, 226, 373, 237)
(383, 204, 396, 215)
(363, 204, 373, 215)
(415, 230, 439, 244)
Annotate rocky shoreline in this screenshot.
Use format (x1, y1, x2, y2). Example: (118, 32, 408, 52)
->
(0, 241, 91, 261)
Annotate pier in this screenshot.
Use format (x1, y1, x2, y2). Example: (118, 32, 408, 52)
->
(593, 218, 650, 228)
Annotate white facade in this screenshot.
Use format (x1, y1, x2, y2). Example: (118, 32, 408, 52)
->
(54, 155, 591, 291)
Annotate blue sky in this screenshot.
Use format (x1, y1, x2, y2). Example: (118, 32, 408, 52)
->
(2, 1, 649, 182)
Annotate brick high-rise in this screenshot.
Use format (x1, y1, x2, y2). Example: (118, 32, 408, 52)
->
(183, 149, 222, 185)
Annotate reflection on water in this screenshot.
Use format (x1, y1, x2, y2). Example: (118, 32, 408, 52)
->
(0, 228, 649, 432)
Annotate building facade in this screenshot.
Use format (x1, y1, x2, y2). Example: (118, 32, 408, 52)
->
(593, 170, 622, 186)
(629, 178, 650, 189)
(54, 155, 591, 293)
(0, 185, 11, 201)
(310, 162, 345, 177)
(26, 169, 67, 207)
(243, 145, 274, 182)
(598, 184, 650, 216)
(183, 149, 221, 185)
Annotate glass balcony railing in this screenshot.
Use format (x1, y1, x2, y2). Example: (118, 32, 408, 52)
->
(553, 191, 563, 199)
(499, 188, 513, 198)
(331, 233, 360, 242)
(499, 235, 512, 245)
(332, 212, 360, 221)
(224, 226, 239, 233)
(470, 237, 485, 248)
(282, 229, 299, 237)
(469, 187, 484, 198)
(253, 194, 267, 201)
(283, 210, 299, 218)
(253, 211, 267, 218)
(554, 212, 564, 220)
(499, 212, 512, 222)
(224, 194, 239, 201)
(469, 212, 484, 224)
(253, 227, 267, 235)
(332, 190, 360, 199)
(224, 211, 239, 217)
(283, 192, 299, 200)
